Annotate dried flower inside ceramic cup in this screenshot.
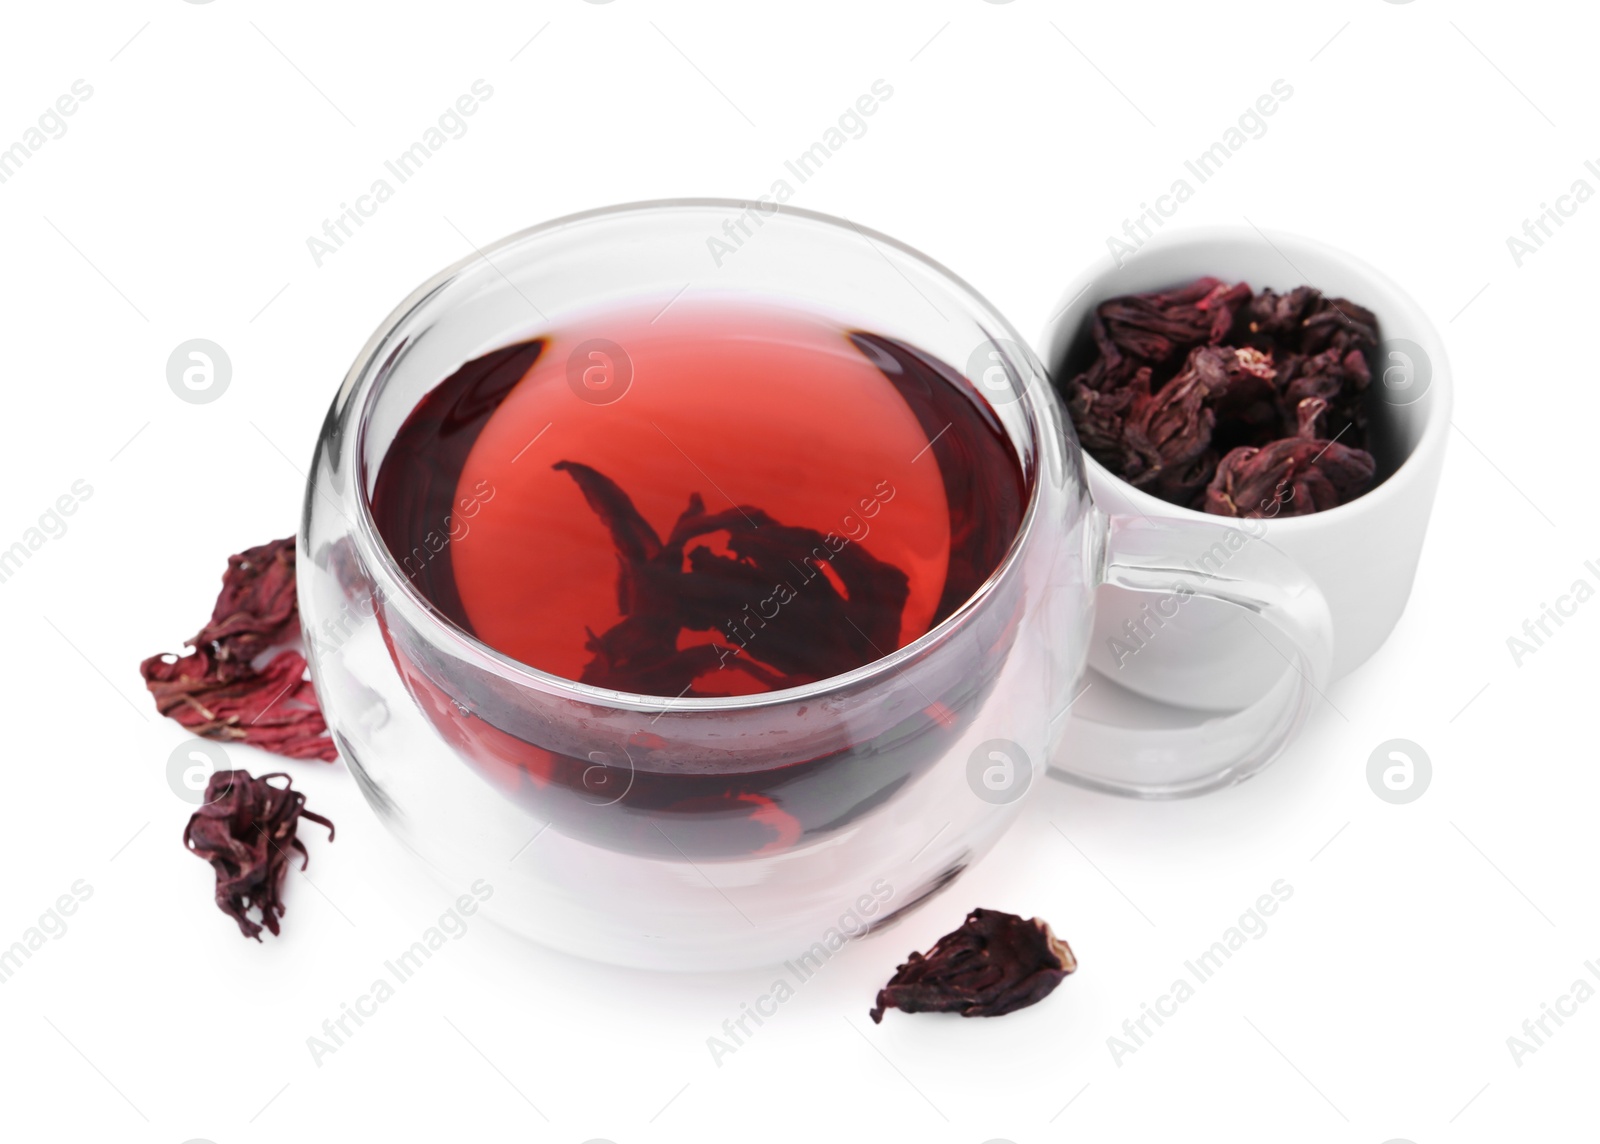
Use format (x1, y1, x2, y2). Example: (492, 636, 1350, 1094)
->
(1058, 277, 1381, 516)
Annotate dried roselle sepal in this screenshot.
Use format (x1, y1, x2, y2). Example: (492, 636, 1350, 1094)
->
(1099, 319, 1179, 365)
(1204, 397, 1377, 518)
(1172, 450, 1222, 511)
(553, 460, 910, 695)
(1278, 353, 1342, 417)
(142, 537, 339, 762)
(1241, 287, 1378, 359)
(192, 537, 301, 674)
(1135, 276, 1236, 311)
(183, 769, 334, 940)
(1176, 344, 1279, 424)
(1122, 362, 1216, 501)
(1082, 307, 1128, 380)
(1240, 285, 1321, 345)
(142, 647, 339, 761)
(1097, 277, 1252, 366)
(1066, 368, 1143, 468)
(1123, 277, 1250, 342)
(1187, 278, 1254, 344)
(1070, 344, 1147, 396)
(1278, 347, 1370, 444)
(869, 908, 1076, 1022)
(1066, 279, 1249, 399)
(1299, 296, 1379, 356)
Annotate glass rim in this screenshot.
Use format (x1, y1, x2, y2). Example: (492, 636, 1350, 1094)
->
(346, 197, 1053, 714)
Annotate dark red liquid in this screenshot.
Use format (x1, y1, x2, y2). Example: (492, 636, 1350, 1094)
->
(368, 297, 1029, 856)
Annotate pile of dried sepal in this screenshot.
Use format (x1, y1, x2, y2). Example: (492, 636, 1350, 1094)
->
(1061, 278, 1378, 516)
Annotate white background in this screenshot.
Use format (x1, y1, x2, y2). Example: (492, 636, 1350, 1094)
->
(1, 1, 1594, 1141)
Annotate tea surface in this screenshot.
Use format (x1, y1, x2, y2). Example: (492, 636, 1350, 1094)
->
(371, 297, 1026, 697)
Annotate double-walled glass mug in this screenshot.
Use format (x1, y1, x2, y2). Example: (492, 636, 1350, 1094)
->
(300, 201, 1330, 970)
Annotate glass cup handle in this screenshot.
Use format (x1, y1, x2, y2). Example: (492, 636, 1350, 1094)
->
(1051, 509, 1336, 796)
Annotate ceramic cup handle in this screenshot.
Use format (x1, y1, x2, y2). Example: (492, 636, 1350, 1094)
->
(1051, 509, 1335, 796)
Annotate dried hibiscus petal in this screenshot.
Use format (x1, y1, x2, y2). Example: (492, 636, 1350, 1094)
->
(143, 646, 337, 761)
(1240, 285, 1320, 345)
(141, 536, 338, 762)
(869, 908, 1077, 1023)
(1299, 296, 1379, 356)
(193, 537, 301, 674)
(1203, 397, 1377, 518)
(1122, 363, 1216, 503)
(183, 769, 334, 940)
(1186, 345, 1277, 418)
(1278, 346, 1370, 443)
(1096, 276, 1251, 366)
(1068, 366, 1144, 470)
(554, 460, 910, 696)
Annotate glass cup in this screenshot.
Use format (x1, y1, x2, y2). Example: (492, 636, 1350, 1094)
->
(300, 200, 1331, 970)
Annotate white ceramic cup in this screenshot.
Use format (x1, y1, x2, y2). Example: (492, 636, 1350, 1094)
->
(1039, 226, 1450, 794)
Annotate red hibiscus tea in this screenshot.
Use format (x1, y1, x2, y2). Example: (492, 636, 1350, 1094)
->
(368, 297, 1028, 857)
